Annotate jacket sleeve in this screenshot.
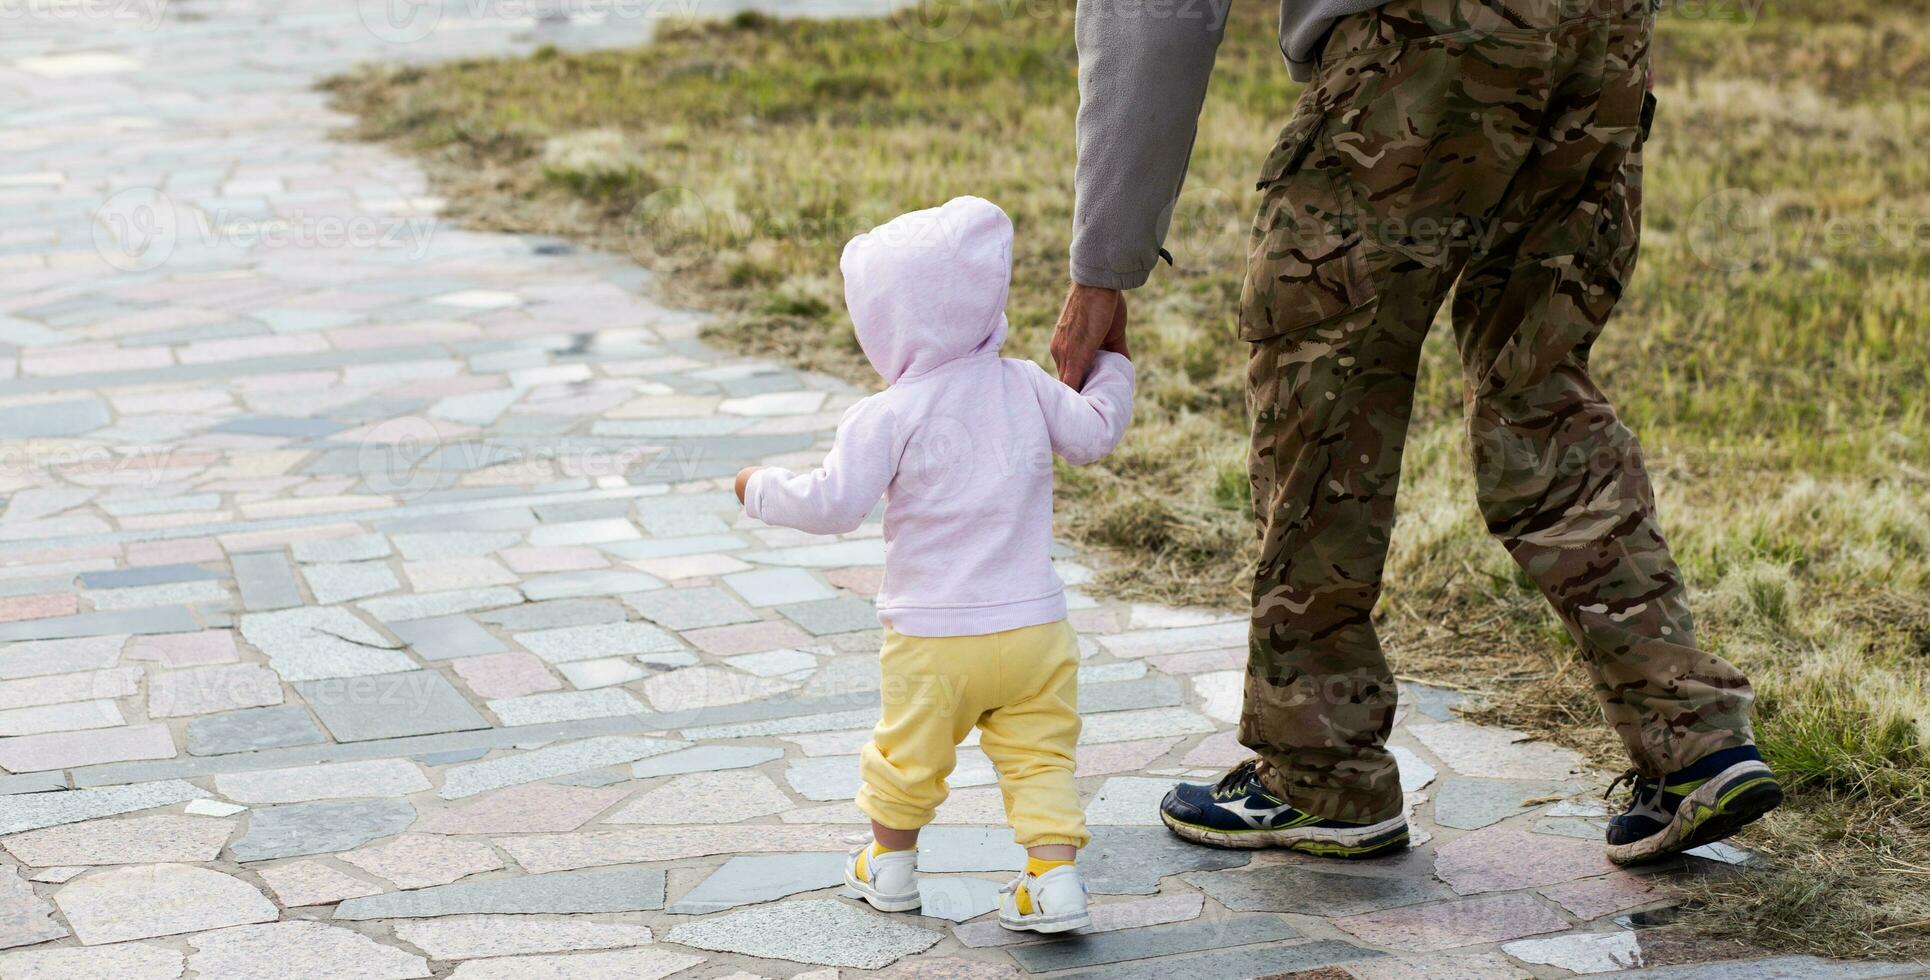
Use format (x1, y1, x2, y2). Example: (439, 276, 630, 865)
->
(1028, 351, 1136, 466)
(1070, 0, 1231, 290)
(743, 398, 895, 534)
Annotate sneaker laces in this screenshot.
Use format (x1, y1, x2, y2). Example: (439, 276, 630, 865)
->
(1605, 768, 1660, 805)
(1212, 759, 1262, 801)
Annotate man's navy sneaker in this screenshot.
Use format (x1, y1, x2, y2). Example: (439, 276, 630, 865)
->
(1158, 759, 1408, 857)
(1606, 743, 1782, 865)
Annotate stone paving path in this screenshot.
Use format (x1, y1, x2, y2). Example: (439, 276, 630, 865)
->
(0, 3, 1918, 979)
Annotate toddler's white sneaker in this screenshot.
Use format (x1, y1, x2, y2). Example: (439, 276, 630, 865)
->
(998, 864, 1090, 933)
(845, 843, 920, 912)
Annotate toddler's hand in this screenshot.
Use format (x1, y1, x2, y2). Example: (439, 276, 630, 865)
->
(734, 466, 760, 504)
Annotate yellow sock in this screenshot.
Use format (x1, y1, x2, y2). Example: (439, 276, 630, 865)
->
(1025, 856, 1072, 877)
(856, 840, 910, 883)
(872, 841, 909, 855)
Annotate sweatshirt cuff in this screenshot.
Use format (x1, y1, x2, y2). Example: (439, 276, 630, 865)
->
(742, 468, 775, 522)
(1086, 350, 1136, 388)
(1069, 261, 1151, 291)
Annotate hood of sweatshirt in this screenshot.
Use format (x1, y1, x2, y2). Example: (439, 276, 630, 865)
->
(841, 196, 1011, 384)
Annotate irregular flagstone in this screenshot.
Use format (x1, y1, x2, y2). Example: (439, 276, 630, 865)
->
(1540, 872, 1672, 919)
(1502, 931, 1644, 974)
(0, 724, 174, 772)
(443, 949, 702, 980)
(0, 701, 124, 738)
(450, 652, 559, 700)
(1084, 777, 1179, 826)
(0, 866, 66, 949)
(0, 637, 123, 681)
(294, 671, 490, 741)
(1182, 864, 1453, 916)
(214, 758, 430, 804)
(54, 864, 277, 945)
(1390, 745, 1439, 792)
(1608, 955, 1919, 979)
(240, 607, 415, 681)
(669, 853, 845, 914)
(514, 622, 682, 663)
(229, 799, 418, 862)
(391, 915, 655, 960)
(871, 957, 1019, 980)
(147, 664, 284, 718)
(412, 782, 628, 835)
(0, 780, 208, 835)
(334, 866, 665, 920)
(2, 814, 233, 866)
(342, 833, 503, 889)
(910, 877, 1003, 924)
(0, 668, 142, 712)
(624, 587, 760, 631)
(1077, 707, 1215, 744)
(497, 825, 852, 874)
(1407, 721, 1588, 780)
(301, 561, 401, 606)
(665, 899, 940, 970)
(1334, 892, 1572, 951)
(487, 688, 645, 726)
(359, 587, 523, 623)
(0, 942, 185, 980)
(438, 736, 687, 800)
(952, 892, 1204, 948)
(474, 599, 626, 631)
(186, 921, 430, 980)
(187, 705, 327, 756)
(1431, 777, 1582, 830)
(629, 744, 783, 779)
(1078, 826, 1253, 894)
(1314, 951, 1531, 980)
(386, 615, 506, 662)
(1006, 916, 1300, 973)
(607, 770, 794, 824)
(254, 860, 384, 907)
(126, 630, 239, 668)
(1435, 826, 1615, 894)
(1074, 737, 1177, 778)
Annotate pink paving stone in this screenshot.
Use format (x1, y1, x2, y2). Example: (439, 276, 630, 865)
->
(1435, 826, 1616, 895)
(327, 322, 479, 350)
(412, 782, 630, 835)
(497, 825, 853, 874)
(451, 651, 561, 700)
(0, 594, 77, 623)
(1334, 892, 1571, 951)
(1182, 730, 1253, 768)
(500, 546, 607, 574)
(383, 373, 505, 400)
(0, 865, 67, 949)
(0, 543, 121, 565)
(0, 723, 174, 772)
(341, 834, 503, 889)
(1147, 647, 1249, 675)
(823, 566, 884, 597)
(632, 553, 752, 580)
(1076, 737, 1180, 777)
(1067, 607, 1123, 633)
(126, 537, 225, 566)
(126, 630, 240, 668)
(147, 663, 283, 717)
(218, 522, 363, 553)
(405, 558, 519, 591)
(683, 621, 814, 656)
(21, 345, 172, 376)
(1540, 871, 1671, 919)
(176, 333, 329, 365)
(255, 860, 383, 907)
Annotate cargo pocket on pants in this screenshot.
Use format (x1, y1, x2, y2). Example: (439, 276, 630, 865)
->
(1238, 107, 1379, 343)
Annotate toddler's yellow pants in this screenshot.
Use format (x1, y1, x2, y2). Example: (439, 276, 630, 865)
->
(856, 620, 1088, 849)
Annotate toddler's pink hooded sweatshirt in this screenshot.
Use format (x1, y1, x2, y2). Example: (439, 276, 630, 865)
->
(743, 197, 1135, 637)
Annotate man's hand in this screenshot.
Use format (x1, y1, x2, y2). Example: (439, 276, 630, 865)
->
(1051, 283, 1126, 388)
(734, 466, 760, 505)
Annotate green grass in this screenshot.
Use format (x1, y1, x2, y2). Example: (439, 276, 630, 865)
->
(326, 0, 1930, 957)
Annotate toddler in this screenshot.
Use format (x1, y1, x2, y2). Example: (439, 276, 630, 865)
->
(734, 196, 1133, 932)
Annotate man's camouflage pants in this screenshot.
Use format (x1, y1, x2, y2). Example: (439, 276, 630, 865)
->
(1237, 0, 1756, 823)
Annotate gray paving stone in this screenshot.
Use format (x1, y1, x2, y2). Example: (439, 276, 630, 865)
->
(1183, 865, 1453, 916)
(0, 779, 208, 835)
(776, 597, 878, 636)
(78, 564, 224, 589)
(231, 551, 304, 611)
(230, 799, 418, 862)
(668, 853, 845, 914)
(520, 570, 662, 601)
(1432, 777, 1583, 831)
(1007, 915, 1299, 973)
(391, 531, 523, 561)
(335, 867, 665, 920)
(475, 599, 626, 631)
(1079, 827, 1254, 894)
(240, 606, 416, 681)
(488, 689, 645, 726)
(722, 568, 835, 607)
(624, 587, 761, 631)
(1051, 940, 1383, 980)
(630, 744, 783, 779)
(0, 607, 199, 642)
(291, 534, 393, 563)
(386, 615, 505, 661)
(295, 670, 490, 742)
(1613, 957, 1919, 979)
(361, 587, 522, 623)
(187, 705, 328, 756)
(301, 560, 401, 605)
(210, 416, 347, 438)
(439, 736, 687, 799)
(1400, 680, 1470, 721)
(0, 397, 111, 437)
(88, 580, 232, 612)
(913, 828, 1026, 873)
(602, 535, 744, 560)
(1081, 676, 1184, 714)
(416, 746, 492, 765)
(912, 877, 1004, 923)
(514, 622, 682, 664)
(665, 898, 940, 970)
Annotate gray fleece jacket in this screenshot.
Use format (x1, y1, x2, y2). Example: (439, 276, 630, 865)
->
(1070, 0, 1387, 289)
